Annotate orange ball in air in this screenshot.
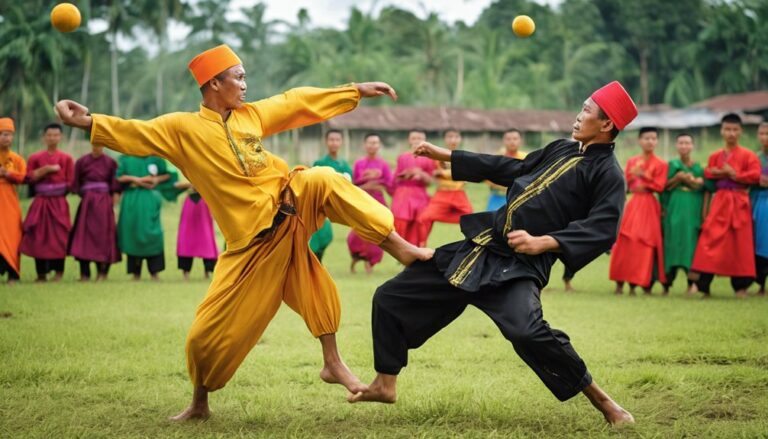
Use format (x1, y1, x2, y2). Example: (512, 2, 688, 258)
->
(512, 15, 535, 38)
(51, 3, 82, 33)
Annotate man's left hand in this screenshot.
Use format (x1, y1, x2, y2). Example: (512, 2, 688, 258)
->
(506, 230, 559, 255)
(356, 82, 398, 101)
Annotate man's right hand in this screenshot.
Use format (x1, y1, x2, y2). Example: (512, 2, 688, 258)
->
(413, 141, 451, 162)
(46, 164, 61, 174)
(54, 100, 93, 130)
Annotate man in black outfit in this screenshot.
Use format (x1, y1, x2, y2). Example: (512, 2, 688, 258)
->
(350, 81, 638, 426)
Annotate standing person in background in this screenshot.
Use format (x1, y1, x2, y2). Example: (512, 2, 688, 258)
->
(116, 155, 171, 281)
(20, 123, 74, 282)
(660, 134, 705, 295)
(392, 129, 435, 245)
(691, 114, 761, 298)
(68, 145, 121, 281)
(417, 129, 474, 246)
(347, 133, 393, 274)
(609, 127, 668, 295)
(0, 118, 26, 284)
(486, 129, 527, 211)
(751, 122, 768, 296)
(309, 129, 353, 262)
(176, 174, 219, 280)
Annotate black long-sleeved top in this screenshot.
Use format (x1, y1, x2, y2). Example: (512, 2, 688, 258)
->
(433, 139, 626, 291)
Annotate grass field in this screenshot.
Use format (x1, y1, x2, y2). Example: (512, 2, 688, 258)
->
(2, 184, 767, 438)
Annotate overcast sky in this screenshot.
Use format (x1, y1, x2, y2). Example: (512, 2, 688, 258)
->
(91, 0, 562, 53)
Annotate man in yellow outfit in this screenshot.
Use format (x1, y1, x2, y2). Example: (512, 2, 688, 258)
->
(55, 44, 433, 421)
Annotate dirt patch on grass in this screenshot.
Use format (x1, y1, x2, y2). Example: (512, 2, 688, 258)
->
(0, 311, 12, 319)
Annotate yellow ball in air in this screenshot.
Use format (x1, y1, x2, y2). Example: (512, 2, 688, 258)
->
(51, 3, 82, 33)
(512, 15, 535, 38)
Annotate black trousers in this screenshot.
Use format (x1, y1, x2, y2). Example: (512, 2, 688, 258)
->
(756, 255, 768, 291)
(0, 255, 20, 280)
(126, 253, 165, 276)
(696, 272, 753, 294)
(35, 258, 65, 277)
(372, 259, 592, 402)
(177, 256, 217, 273)
(663, 266, 694, 289)
(78, 259, 111, 278)
(563, 265, 575, 281)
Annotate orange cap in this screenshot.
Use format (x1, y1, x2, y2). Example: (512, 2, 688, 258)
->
(0, 118, 15, 133)
(188, 44, 242, 87)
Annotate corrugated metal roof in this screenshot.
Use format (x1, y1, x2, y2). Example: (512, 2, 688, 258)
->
(692, 90, 768, 112)
(325, 106, 576, 133)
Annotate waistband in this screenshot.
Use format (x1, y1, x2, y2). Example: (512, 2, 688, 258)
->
(35, 182, 67, 197)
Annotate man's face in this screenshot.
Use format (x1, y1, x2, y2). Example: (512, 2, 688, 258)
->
(572, 98, 609, 143)
(757, 125, 768, 149)
(676, 135, 693, 156)
(326, 132, 342, 155)
(444, 131, 461, 150)
(721, 122, 742, 145)
(639, 132, 658, 153)
(503, 131, 522, 152)
(364, 135, 381, 156)
(43, 128, 62, 148)
(407, 131, 426, 148)
(0, 131, 13, 149)
(213, 65, 247, 109)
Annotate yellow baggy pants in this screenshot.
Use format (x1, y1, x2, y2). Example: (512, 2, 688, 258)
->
(186, 167, 393, 391)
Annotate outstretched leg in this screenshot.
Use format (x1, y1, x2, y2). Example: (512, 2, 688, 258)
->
(474, 279, 632, 425)
(290, 167, 434, 266)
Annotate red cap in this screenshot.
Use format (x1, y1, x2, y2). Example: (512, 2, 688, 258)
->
(590, 81, 637, 130)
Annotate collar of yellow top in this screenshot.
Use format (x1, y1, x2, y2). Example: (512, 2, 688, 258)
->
(199, 104, 228, 124)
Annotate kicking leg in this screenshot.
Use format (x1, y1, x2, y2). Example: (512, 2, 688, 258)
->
(583, 382, 634, 426)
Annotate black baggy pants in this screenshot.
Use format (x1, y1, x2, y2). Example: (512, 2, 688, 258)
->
(372, 259, 593, 401)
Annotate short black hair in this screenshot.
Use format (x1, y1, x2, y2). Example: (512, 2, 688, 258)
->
(325, 129, 342, 139)
(44, 123, 63, 133)
(504, 128, 522, 135)
(596, 107, 620, 140)
(364, 132, 381, 141)
(444, 128, 461, 136)
(408, 129, 426, 135)
(199, 71, 227, 94)
(676, 132, 694, 141)
(721, 113, 742, 126)
(638, 126, 658, 137)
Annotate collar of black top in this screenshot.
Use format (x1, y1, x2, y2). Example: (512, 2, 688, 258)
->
(579, 142, 615, 155)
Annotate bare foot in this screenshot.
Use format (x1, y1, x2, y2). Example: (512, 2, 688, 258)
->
(735, 290, 748, 299)
(614, 288, 622, 295)
(564, 281, 576, 293)
(348, 374, 397, 404)
(757, 290, 766, 297)
(169, 386, 210, 422)
(79, 276, 90, 282)
(169, 404, 210, 422)
(132, 274, 141, 281)
(320, 360, 367, 394)
(379, 231, 434, 266)
(183, 271, 190, 281)
(603, 403, 635, 426)
(365, 261, 373, 275)
(52, 273, 63, 282)
(643, 288, 652, 295)
(350, 258, 358, 274)
(151, 274, 160, 282)
(582, 382, 635, 427)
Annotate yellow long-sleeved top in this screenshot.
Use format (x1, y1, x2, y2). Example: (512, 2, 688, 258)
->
(434, 161, 465, 191)
(91, 86, 361, 252)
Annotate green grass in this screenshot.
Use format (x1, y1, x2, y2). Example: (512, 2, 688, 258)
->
(2, 184, 767, 438)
